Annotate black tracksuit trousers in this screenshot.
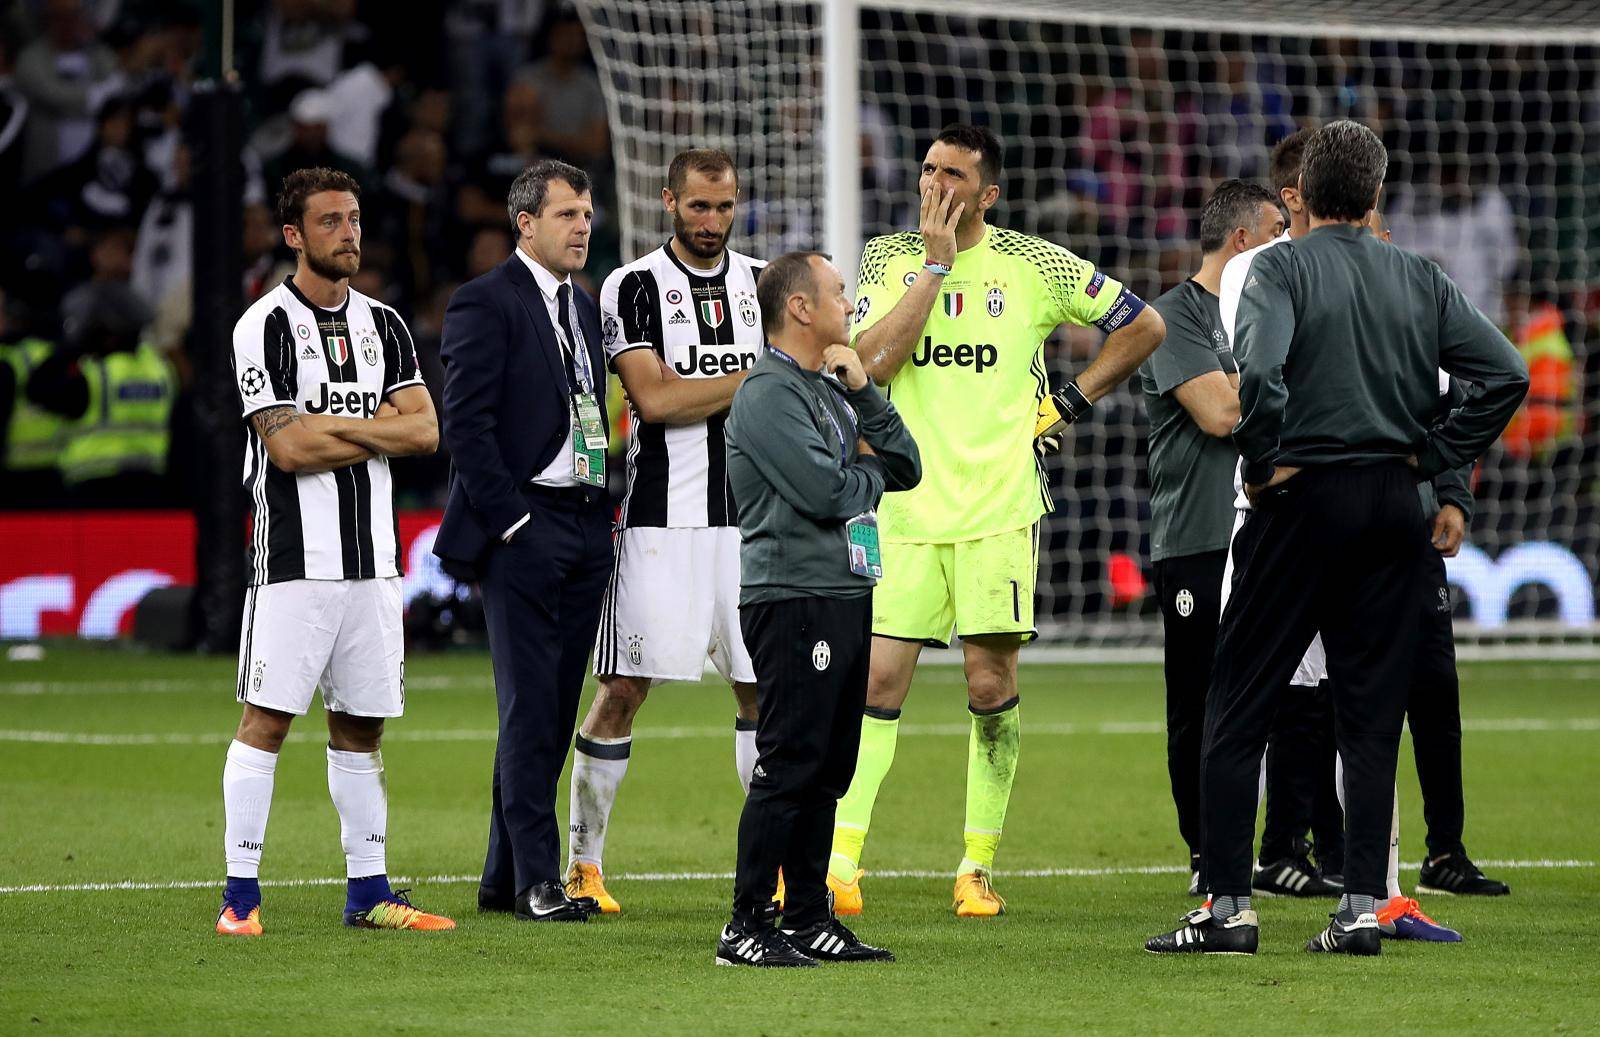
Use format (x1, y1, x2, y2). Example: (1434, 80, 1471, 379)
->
(731, 594, 872, 930)
(1202, 463, 1428, 900)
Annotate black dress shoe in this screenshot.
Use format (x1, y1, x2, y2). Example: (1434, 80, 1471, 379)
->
(478, 890, 515, 914)
(514, 880, 600, 922)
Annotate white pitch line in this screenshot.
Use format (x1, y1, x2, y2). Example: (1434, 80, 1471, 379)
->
(4, 717, 1599, 748)
(0, 859, 1591, 896)
(10, 661, 1599, 696)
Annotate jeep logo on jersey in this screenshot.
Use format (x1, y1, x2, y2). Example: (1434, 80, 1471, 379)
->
(326, 335, 350, 365)
(673, 344, 758, 377)
(987, 287, 1004, 317)
(912, 337, 997, 373)
(943, 292, 963, 318)
(305, 384, 380, 417)
(700, 299, 726, 328)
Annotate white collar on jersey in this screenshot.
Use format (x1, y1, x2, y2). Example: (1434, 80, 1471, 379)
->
(512, 245, 573, 303)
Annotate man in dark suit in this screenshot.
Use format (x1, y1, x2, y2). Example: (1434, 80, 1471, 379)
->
(434, 159, 612, 922)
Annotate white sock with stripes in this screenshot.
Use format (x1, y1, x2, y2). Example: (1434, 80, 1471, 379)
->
(568, 734, 630, 869)
(223, 740, 278, 879)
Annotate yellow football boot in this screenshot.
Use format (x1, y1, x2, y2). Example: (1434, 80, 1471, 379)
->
(564, 861, 622, 914)
(828, 868, 864, 916)
(953, 869, 1006, 918)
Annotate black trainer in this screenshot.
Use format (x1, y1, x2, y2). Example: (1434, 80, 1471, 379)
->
(1418, 852, 1510, 896)
(782, 917, 895, 963)
(1253, 856, 1343, 897)
(1145, 906, 1259, 955)
(716, 920, 818, 968)
(1306, 911, 1382, 955)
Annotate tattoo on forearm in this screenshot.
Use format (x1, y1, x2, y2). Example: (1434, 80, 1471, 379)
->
(253, 408, 301, 440)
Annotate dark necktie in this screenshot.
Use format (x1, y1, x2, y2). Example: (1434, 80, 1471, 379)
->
(556, 282, 589, 393)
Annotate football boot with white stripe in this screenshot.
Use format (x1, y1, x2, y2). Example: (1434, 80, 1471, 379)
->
(715, 920, 817, 968)
(1144, 905, 1259, 955)
(1306, 911, 1382, 955)
(782, 917, 895, 963)
(1252, 856, 1342, 897)
(1418, 852, 1510, 896)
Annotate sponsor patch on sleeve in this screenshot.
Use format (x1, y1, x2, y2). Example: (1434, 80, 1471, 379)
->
(1085, 270, 1106, 298)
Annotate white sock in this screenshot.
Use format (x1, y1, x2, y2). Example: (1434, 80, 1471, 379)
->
(1386, 786, 1403, 900)
(734, 719, 757, 795)
(569, 734, 630, 870)
(327, 746, 388, 879)
(223, 740, 278, 879)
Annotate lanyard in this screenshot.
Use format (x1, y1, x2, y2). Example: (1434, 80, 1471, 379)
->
(766, 344, 858, 464)
(550, 290, 593, 395)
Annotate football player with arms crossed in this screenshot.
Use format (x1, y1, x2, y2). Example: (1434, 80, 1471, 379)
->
(565, 149, 767, 912)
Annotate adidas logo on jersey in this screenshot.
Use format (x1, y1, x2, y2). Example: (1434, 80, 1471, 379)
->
(912, 337, 997, 373)
(300, 342, 320, 360)
(668, 309, 691, 326)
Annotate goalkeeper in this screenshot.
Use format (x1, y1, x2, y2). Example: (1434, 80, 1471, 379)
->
(830, 124, 1166, 917)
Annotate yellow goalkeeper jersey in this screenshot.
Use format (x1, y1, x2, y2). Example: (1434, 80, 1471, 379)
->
(851, 225, 1134, 543)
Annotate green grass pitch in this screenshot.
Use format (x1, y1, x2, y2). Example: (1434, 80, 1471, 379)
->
(2, 647, 1597, 1035)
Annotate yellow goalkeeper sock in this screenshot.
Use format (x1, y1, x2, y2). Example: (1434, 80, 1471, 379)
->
(830, 708, 901, 883)
(960, 697, 1020, 874)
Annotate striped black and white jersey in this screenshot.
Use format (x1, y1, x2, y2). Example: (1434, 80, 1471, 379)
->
(600, 243, 765, 528)
(232, 276, 424, 585)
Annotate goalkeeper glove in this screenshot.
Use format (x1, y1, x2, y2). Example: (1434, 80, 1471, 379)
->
(1035, 381, 1092, 442)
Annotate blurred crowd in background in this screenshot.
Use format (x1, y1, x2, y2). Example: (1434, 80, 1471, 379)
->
(0, 0, 1594, 618)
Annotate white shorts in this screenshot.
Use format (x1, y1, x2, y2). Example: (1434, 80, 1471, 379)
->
(236, 578, 405, 717)
(592, 526, 755, 684)
(1221, 508, 1327, 688)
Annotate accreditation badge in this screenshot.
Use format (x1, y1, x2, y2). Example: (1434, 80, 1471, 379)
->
(570, 396, 606, 487)
(846, 510, 883, 579)
(573, 392, 608, 450)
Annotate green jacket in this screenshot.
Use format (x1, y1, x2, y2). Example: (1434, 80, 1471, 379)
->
(726, 346, 921, 605)
(60, 343, 175, 484)
(2, 338, 67, 470)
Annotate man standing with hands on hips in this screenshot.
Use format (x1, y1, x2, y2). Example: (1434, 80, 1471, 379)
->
(434, 159, 612, 923)
(716, 252, 921, 967)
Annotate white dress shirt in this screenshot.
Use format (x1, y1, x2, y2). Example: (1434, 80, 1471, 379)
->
(502, 246, 597, 541)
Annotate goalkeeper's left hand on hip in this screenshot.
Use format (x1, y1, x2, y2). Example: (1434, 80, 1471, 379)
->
(1035, 380, 1093, 448)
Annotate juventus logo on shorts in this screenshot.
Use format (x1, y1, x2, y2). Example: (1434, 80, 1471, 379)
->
(1175, 589, 1194, 618)
(812, 640, 831, 671)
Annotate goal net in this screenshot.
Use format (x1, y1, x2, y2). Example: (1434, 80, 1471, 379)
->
(574, 0, 1600, 650)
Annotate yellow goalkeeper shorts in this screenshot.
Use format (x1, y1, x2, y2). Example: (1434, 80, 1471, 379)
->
(871, 524, 1040, 647)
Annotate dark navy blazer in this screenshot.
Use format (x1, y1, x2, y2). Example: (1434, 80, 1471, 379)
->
(433, 253, 607, 575)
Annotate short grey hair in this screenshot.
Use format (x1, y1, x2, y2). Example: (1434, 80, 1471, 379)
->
(1301, 121, 1388, 222)
(507, 159, 592, 231)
